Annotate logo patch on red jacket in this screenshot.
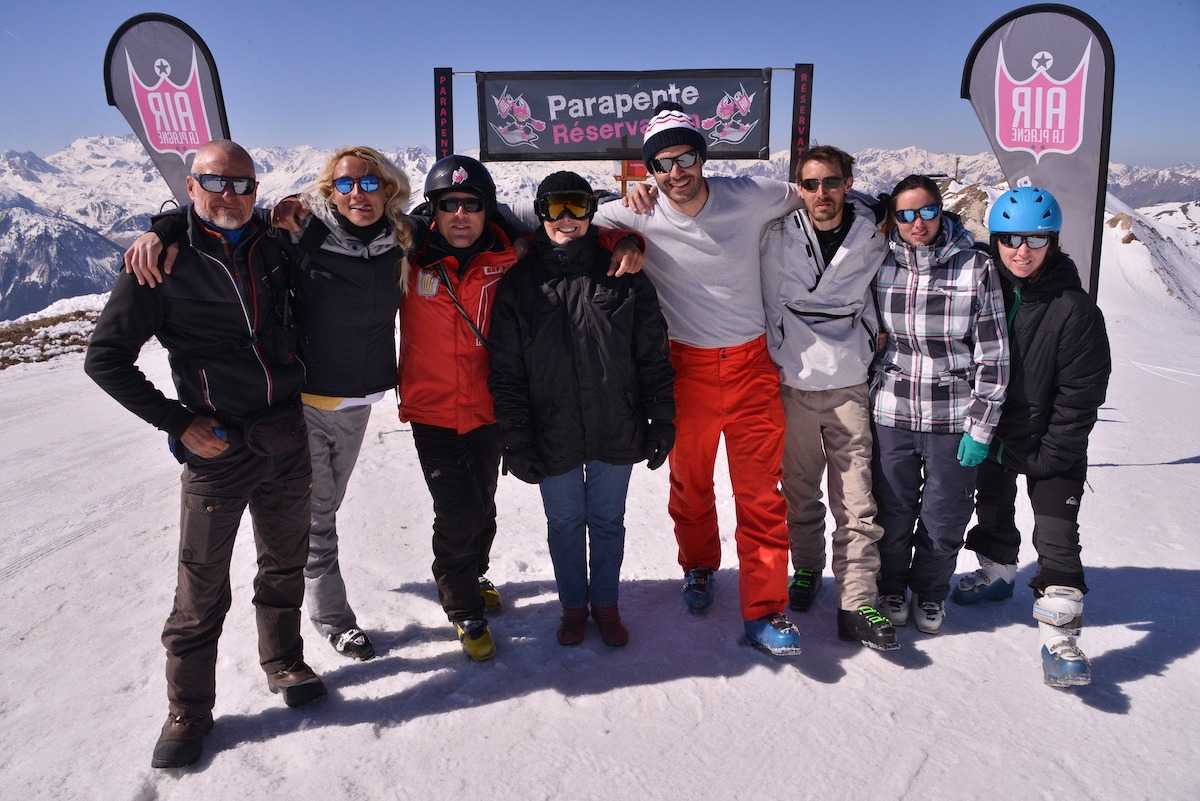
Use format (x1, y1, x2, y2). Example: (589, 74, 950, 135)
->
(417, 269, 441, 297)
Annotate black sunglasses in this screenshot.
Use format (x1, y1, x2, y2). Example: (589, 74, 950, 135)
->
(894, 204, 941, 224)
(190, 173, 256, 195)
(535, 191, 596, 221)
(650, 150, 701, 173)
(997, 233, 1051, 250)
(799, 176, 846, 192)
(436, 197, 485, 213)
(333, 175, 381, 195)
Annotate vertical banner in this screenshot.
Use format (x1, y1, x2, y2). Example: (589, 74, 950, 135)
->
(962, 4, 1115, 297)
(788, 64, 814, 182)
(104, 14, 229, 205)
(434, 67, 454, 160)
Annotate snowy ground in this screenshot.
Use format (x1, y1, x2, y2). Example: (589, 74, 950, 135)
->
(2, 218, 1199, 800)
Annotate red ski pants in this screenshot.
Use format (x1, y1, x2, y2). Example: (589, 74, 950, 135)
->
(667, 336, 789, 621)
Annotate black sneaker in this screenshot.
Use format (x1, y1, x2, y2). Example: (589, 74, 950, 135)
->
(837, 606, 900, 651)
(267, 661, 328, 707)
(150, 712, 214, 769)
(682, 568, 715, 613)
(788, 568, 823, 611)
(329, 627, 376, 661)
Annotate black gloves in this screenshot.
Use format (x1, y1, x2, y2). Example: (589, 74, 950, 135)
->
(644, 420, 675, 470)
(503, 445, 545, 484)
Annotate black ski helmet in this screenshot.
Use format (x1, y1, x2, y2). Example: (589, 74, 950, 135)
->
(424, 155, 496, 214)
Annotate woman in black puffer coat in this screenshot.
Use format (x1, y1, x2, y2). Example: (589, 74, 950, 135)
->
(951, 187, 1110, 688)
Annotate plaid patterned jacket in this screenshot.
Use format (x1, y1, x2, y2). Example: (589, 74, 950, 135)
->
(869, 213, 1008, 442)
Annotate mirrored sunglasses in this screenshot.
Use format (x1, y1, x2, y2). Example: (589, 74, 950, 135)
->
(650, 150, 700, 173)
(799, 176, 846, 192)
(997, 233, 1051, 250)
(894, 204, 941, 224)
(536, 191, 596, 221)
(333, 175, 381, 194)
(190, 173, 256, 195)
(436, 197, 485, 213)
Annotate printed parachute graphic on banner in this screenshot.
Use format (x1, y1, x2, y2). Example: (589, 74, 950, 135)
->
(104, 13, 230, 206)
(961, 4, 1115, 298)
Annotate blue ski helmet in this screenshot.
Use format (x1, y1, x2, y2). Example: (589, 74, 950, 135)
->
(988, 186, 1063, 233)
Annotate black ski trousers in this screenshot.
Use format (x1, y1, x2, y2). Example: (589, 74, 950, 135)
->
(965, 458, 1088, 595)
(411, 422, 501, 622)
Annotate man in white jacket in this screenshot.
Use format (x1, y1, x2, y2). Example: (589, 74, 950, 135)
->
(759, 145, 898, 650)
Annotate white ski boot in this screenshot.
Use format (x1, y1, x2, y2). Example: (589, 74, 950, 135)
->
(951, 556, 1017, 604)
(1033, 585, 1091, 687)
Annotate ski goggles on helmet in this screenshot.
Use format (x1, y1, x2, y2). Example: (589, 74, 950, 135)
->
(894, 204, 941, 224)
(650, 149, 701, 173)
(190, 173, 256, 195)
(997, 233, 1052, 250)
(435, 196, 486, 213)
(535, 191, 597, 221)
(333, 175, 381, 194)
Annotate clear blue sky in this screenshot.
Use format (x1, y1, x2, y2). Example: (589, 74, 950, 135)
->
(1, 0, 1196, 168)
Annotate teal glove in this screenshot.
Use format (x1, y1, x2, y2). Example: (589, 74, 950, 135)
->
(957, 433, 990, 467)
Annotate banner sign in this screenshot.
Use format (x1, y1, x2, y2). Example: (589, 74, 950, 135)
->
(476, 70, 771, 162)
(104, 14, 229, 205)
(788, 63, 814, 182)
(962, 4, 1114, 297)
(434, 67, 454, 160)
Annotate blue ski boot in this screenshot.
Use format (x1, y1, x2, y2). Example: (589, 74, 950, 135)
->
(1034, 586, 1090, 687)
(682, 568, 715, 613)
(744, 612, 802, 656)
(951, 556, 1016, 605)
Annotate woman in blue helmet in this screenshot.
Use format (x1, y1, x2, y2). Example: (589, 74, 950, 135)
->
(951, 186, 1111, 687)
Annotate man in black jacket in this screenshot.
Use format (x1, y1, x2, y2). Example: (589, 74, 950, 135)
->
(85, 139, 325, 770)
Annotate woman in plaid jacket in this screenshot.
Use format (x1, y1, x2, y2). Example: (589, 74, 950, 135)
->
(868, 174, 1009, 636)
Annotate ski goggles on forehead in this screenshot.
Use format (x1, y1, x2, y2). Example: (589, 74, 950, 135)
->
(333, 175, 381, 194)
(894, 204, 941, 224)
(997, 233, 1052, 250)
(435, 197, 486, 213)
(535, 191, 596, 221)
(650, 149, 701, 173)
(190, 173, 256, 195)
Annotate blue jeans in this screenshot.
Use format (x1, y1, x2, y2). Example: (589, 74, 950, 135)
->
(539, 461, 633, 608)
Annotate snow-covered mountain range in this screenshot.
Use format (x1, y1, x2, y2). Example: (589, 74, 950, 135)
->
(1, 135, 1198, 321)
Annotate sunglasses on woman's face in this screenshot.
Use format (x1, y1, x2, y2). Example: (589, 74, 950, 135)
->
(997, 233, 1051, 249)
(333, 175, 381, 194)
(894, 204, 941, 224)
(536, 191, 596, 221)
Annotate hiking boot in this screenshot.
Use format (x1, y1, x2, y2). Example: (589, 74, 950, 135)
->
(590, 604, 629, 647)
(877, 593, 909, 627)
(951, 556, 1017, 605)
(150, 712, 214, 769)
(328, 627, 376, 661)
(557, 607, 588, 646)
(267, 661, 327, 707)
(911, 596, 946, 635)
(787, 568, 823, 612)
(837, 606, 900, 651)
(682, 568, 715, 613)
(479, 576, 503, 612)
(743, 612, 802, 656)
(455, 618, 496, 662)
